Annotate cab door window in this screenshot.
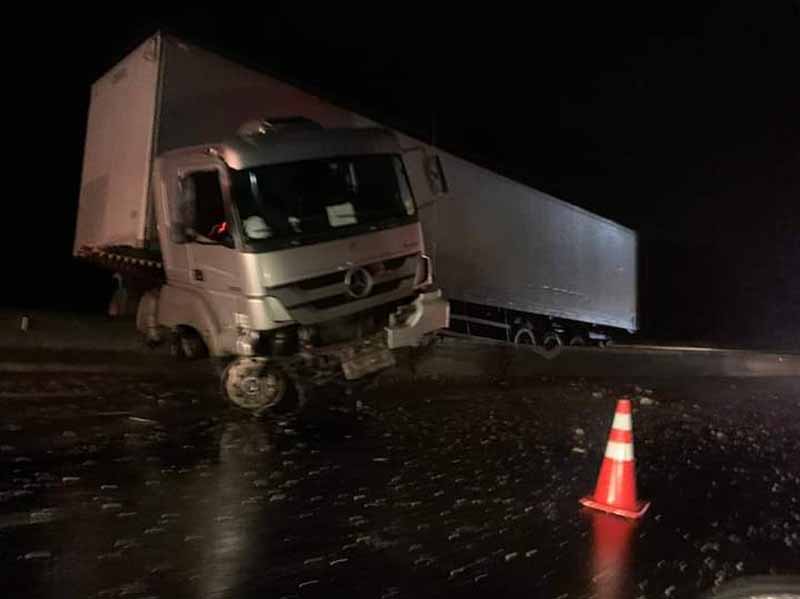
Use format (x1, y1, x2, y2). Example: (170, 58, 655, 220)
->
(181, 170, 234, 247)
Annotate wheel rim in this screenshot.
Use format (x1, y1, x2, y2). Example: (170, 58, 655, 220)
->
(224, 360, 286, 412)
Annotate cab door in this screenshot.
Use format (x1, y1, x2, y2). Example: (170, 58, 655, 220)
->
(176, 163, 242, 340)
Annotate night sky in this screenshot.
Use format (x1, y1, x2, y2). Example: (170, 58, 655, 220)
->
(9, 4, 799, 349)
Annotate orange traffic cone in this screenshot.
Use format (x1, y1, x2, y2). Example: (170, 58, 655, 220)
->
(580, 398, 650, 519)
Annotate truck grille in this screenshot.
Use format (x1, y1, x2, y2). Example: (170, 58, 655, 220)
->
(295, 255, 411, 290)
(295, 271, 347, 290)
(267, 254, 419, 325)
(308, 279, 405, 310)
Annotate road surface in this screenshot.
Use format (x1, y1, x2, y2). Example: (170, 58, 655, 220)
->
(1, 348, 798, 598)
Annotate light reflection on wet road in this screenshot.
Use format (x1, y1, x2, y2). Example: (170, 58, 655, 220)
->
(1, 370, 798, 598)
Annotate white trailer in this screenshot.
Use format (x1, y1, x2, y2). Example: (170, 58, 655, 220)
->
(423, 153, 638, 350)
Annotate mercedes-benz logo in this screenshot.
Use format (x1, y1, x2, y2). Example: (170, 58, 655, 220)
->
(344, 266, 373, 299)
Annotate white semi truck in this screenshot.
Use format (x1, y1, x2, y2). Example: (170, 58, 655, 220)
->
(76, 33, 638, 411)
(74, 34, 449, 413)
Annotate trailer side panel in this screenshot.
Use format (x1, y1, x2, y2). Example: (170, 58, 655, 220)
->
(425, 153, 638, 331)
(73, 36, 161, 253)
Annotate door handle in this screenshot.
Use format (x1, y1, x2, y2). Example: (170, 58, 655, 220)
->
(193, 269, 204, 281)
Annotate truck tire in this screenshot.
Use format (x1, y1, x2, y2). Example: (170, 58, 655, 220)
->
(568, 334, 586, 346)
(512, 326, 536, 345)
(540, 331, 563, 359)
(221, 357, 297, 416)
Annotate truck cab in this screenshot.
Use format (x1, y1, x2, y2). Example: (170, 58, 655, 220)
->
(138, 120, 448, 411)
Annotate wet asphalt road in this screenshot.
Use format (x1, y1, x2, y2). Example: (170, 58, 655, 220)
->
(1, 364, 799, 598)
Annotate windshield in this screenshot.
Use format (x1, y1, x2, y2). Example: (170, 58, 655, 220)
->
(231, 154, 416, 247)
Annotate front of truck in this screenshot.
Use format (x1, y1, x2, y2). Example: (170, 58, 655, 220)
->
(214, 123, 448, 408)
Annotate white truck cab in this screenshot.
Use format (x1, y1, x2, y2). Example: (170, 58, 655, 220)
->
(146, 123, 447, 410)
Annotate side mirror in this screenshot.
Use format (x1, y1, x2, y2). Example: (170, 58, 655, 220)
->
(424, 154, 449, 195)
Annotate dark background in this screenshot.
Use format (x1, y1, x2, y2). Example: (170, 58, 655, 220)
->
(6, 3, 799, 349)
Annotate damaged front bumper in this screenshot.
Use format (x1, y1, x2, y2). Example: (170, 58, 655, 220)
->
(330, 289, 449, 380)
(241, 290, 450, 382)
(386, 289, 450, 349)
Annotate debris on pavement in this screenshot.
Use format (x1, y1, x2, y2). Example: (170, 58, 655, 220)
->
(128, 416, 158, 425)
(1, 369, 798, 599)
(22, 551, 52, 560)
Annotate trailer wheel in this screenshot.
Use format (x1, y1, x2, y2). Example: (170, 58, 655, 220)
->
(221, 357, 297, 416)
(597, 337, 613, 349)
(540, 331, 563, 359)
(568, 334, 586, 346)
(512, 326, 536, 345)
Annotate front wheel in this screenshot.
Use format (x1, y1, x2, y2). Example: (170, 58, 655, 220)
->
(221, 357, 297, 415)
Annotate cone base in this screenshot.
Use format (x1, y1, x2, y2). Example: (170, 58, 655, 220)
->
(580, 495, 650, 520)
